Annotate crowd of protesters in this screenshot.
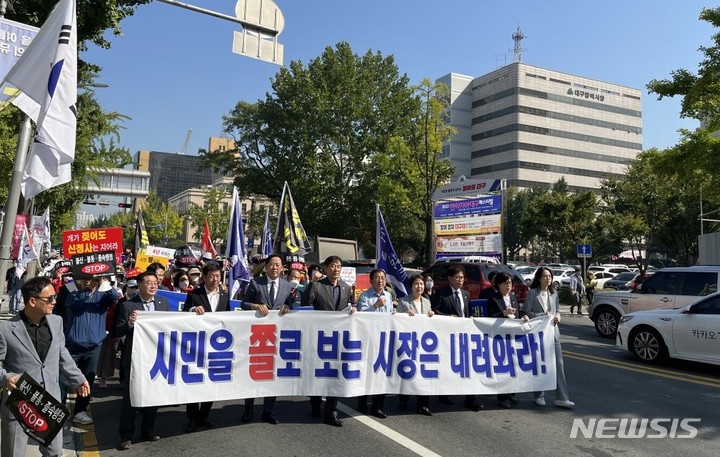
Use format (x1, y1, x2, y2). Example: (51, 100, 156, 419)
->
(0, 250, 574, 453)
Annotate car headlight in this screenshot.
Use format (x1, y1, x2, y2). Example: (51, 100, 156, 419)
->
(619, 315, 634, 324)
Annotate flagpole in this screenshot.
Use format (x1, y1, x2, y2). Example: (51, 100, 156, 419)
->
(0, 115, 33, 300)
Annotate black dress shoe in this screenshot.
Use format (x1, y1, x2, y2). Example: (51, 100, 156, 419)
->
(417, 407, 432, 416)
(184, 419, 196, 433)
(261, 412, 279, 425)
(371, 409, 387, 419)
(464, 400, 483, 412)
(324, 415, 344, 427)
(438, 396, 455, 405)
(141, 434, 161, 442)
(357, 403, 369, 414)
(311, 407, 322, 418)
(119, 440, 132, 450)
(242, 408, 254, 423)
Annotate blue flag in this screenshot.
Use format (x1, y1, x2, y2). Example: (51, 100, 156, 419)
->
(376, 205, 408, 298)
(225, 187, 251, 298)
(260, 207, 273, 257)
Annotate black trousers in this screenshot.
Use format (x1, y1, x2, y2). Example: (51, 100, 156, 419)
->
(119, 377, 158, 440)
(244, 397, 276, 413)
(186, 402, 213, 422)
(310, 396, 338, 417)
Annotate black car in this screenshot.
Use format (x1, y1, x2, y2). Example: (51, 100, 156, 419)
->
(602, 271, 640, 290)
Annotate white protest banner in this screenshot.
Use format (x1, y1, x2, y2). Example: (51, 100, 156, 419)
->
(144, 245, 176, 259)
(131, 312, 557, 407)
(340, 266, 356, 286)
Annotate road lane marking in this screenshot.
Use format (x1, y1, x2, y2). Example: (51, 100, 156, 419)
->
(564, 350, 720, 388)
(336, 402, 442, 457)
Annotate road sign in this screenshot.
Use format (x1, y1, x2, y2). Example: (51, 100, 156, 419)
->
(577, 244, 592, 257)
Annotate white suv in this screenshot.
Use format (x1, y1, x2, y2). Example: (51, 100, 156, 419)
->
(588, 266, 720, 338)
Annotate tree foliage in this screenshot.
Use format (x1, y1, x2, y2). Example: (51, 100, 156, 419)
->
(186, 187, 231, 245)
(138, 192, 183, 246)
(208, 42, 419, 248)
(371, 79, 455, 263)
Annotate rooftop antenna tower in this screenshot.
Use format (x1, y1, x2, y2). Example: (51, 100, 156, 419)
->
(512, 25, 526, 63)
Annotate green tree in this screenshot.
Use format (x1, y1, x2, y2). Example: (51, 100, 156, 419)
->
(90, 211, 135, 249)
(1, 1, 150, 236)
(208, 42, 418, 246)
(371, 79, 455, 263)
(138, 192, 183, 246)
(186, 187, 231, 245)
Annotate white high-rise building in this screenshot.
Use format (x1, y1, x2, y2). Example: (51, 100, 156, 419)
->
(439, 63, 642, 191)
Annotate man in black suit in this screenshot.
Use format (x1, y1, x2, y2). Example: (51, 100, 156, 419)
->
(115, 271, 171, 450)
(301, 255, 355, 427)
(430, 265, 483, 412)
(241, 254, 295, 425)
(182, 262, 230, 432)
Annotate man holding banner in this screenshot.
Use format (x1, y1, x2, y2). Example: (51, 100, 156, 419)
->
(0, 276, 89, 457)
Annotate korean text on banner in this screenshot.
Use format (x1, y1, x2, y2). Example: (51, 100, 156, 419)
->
(130, 312, 556, 407)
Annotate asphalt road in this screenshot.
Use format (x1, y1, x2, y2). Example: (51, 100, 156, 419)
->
(56, 312, 720, 457)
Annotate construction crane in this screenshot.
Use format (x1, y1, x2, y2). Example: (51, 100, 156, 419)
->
(181, 129, 192, 154)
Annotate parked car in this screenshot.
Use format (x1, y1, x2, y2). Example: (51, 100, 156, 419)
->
(588, 265, 631, 275)
(616, 293, 720, 365)
(423, 262, 528, 304)
(603, 271, 645, 290)
(516, 266, 539, 284)
(588, 271, 617, 289)
(589, 266, 720, 338)
(552, 268, 575, 289)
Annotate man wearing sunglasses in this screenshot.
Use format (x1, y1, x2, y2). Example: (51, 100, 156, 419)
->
(0, 276, 90, 457)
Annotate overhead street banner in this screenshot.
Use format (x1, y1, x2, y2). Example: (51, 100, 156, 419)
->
(433, 196, 502, 218)
(130, 312, 557, 407)
(434, 214, 502, 236)
(435, 234, 503, 254)
(432, 179, 502, 200)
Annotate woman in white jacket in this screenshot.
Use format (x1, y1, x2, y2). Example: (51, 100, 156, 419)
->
(522, 267, 575, 409)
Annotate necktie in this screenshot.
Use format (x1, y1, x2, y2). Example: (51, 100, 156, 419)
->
(143, 300, 152, 311)
(269, 281, 276, 303)
(455, 290, 462, 316)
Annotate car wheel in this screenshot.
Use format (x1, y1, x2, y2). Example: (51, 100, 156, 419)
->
(630, 327, 667, 363)
(553, 281, 560, 289)
(594, 308, 620, 338)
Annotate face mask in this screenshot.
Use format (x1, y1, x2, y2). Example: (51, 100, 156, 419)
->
(179, 280, 189, 289)
(289, 279, 300, 288)
(425, 281, 434, 290)
(190, 275, 200, 284)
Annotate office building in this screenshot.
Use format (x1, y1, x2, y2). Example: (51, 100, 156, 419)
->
(439, 63, 642, 191)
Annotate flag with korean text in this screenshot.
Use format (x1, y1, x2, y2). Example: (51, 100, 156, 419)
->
(273, 181, 312, 257)
(201, 219, 217, 258)
(376, 205, 408, 298)
(226, 187, 251, 298)
(1, 0, 77, 199)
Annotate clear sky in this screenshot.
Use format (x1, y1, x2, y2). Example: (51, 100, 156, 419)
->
(84, 0, 712, 159)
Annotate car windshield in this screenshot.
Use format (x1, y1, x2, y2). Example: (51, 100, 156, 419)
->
(613, 272, 637, 281)
(517, 267, 535, 274)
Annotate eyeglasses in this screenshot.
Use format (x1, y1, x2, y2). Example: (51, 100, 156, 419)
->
(142, 282, 159, 287)
(34, 295, 57, 303)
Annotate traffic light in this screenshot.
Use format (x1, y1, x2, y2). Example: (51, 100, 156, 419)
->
(118, 203, 132, 208)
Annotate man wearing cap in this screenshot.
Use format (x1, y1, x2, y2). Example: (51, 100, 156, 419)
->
(115, 271, 170, 450)
(187, 266, 202, 289)
(63, 276, 119, 425)
(182, 262, 230, 433)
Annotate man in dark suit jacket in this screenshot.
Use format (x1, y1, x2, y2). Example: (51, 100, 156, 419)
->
(115, 271, 171, 450)
(430, 265, 483, 412)
(182, 261, 230, 433)
(241, 254, 294, 425)
(0, 276, 90, 457)
(301, 255, 355, 427)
